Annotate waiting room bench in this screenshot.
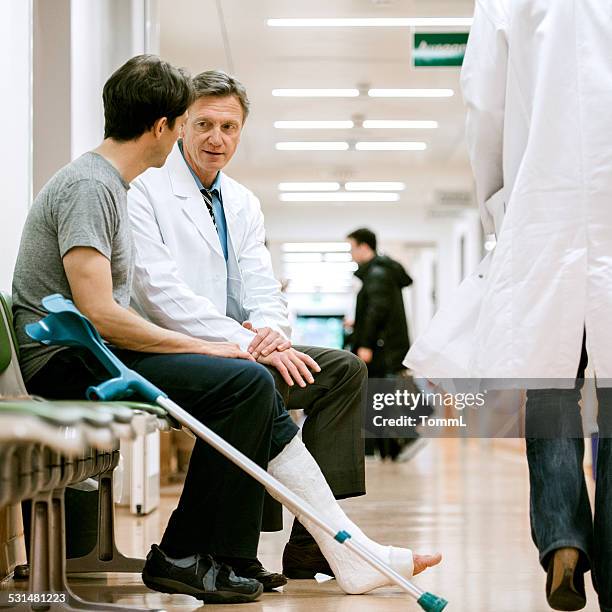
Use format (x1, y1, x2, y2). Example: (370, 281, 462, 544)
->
(0, 292, 177, 611)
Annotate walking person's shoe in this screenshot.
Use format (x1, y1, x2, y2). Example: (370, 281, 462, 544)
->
(546, 547, 587, 611)
(142, 544, 263, 603)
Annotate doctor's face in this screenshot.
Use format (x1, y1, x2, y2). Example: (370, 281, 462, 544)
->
(182, 94, 244, 187)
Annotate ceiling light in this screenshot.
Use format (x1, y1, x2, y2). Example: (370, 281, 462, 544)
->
(272, 89, 359, 97)
(276, 142, 349, 151)
(355, 141, 427, 151)
(267, 18, 473, 27)
(324, 252, 353, 262)
(345, 181, 406, 191)
(282, 242, 351, 252)
(282, 253, 324, 263)
(368, 89, 454, 98)
(279, 182, 340, 191)
(274, 120, 354, 129)
(280, 192, 400, 202)
(363, 120, 438, 129)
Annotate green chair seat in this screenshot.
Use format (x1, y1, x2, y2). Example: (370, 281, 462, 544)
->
(0, 401, 83, 427)
(0, 292, 17, 374)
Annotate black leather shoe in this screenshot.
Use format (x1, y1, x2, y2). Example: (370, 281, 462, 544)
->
(218, 557, 287, 591)
(546, 548, 587, 611)
(142, 545, 263, 603)
(282, 540, 334, 579)
(12, 564, 29, 581)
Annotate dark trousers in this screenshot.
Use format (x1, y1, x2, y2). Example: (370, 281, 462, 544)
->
(526, 340, 612, 611)
(261, 346, 367, 532)
(27, 347, 299, 559)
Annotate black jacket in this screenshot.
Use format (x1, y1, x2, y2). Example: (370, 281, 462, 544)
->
(351, 255, 413, 376)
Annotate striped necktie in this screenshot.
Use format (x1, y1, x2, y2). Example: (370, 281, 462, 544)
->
(200, 189, 217, 231)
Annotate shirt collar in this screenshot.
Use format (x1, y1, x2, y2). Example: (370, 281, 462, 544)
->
(178, 139, 222, 198)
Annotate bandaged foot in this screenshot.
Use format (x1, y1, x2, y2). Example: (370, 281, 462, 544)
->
(267, 436, 441, 594)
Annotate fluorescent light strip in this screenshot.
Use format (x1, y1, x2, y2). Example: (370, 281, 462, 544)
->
(282, 253, 324, 263)
(368, 89, 454, 98)
(279, 182, 340, 191)
(324, 252, 353, 262)
(274, 120, 354, 129)
(281, 192, 399, 202)
(363, 120, 438, 129)
(283, 242, 350, 252)
(276, 142, 349, 151)
(272, 89, 359, 97)
(345, 181, 405, 191)
(267, 18, 473, 27)
(355, 141, 426, 151)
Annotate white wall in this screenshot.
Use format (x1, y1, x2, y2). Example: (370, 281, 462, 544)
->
(1, 0, 161, 290)
(71, 0, 160, 159)
(0, 0, 32, 290)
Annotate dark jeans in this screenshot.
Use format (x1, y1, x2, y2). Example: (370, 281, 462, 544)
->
(526, 342, 612, 611)
(27, 347, 299, 559)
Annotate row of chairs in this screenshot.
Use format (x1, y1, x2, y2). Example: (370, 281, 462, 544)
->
(0, 293, 177, 611)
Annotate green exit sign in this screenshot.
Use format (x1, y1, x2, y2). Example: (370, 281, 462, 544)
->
(413, 32, 470, 67)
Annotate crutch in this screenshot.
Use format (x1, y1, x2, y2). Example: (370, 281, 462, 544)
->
(26, 294, 448, 612)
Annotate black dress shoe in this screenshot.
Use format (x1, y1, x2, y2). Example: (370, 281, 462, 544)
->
(546, 548, 587, 611)
(12, 564, 29, 581)
(282, 540, 334, 579)
(142, 545, 263, 604)
(217, 557, 287, 591)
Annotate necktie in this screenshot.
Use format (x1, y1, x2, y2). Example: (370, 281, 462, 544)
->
(200, 189, 217, 231)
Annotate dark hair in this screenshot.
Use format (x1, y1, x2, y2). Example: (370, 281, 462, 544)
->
(103, 54, 194, 141)
(192, 70, 250, 120)
(347, 228, 377, 252)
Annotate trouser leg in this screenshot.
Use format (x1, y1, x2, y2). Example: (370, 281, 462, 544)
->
(264, 346, 366, 557)
(271, 346, 366, 497)
(593, 387, 612, 610)
(525, 381, 593, 571)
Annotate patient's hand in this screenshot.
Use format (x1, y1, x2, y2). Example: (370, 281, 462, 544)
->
(257, 348, 321, 387)
(242, 321, 291, 357)
(200, 341, 255, 361)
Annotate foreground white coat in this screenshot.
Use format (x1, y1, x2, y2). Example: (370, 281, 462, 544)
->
(128, 144, 289, 350)
(406, 0, 612, 381)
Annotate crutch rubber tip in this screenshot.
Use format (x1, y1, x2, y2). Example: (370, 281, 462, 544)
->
(417, 592, 448, 612)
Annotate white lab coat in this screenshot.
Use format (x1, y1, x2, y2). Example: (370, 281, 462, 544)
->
(405, 0, 612, 382)
(128, 143, 290, 351)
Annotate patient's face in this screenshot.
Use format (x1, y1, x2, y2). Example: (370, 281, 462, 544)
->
(182, 95, 244, 186)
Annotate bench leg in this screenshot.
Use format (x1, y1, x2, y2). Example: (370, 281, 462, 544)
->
(66, 470, 143, 575)
(0, 489, 157, 612)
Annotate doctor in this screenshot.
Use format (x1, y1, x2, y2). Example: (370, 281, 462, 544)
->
(407, 1, 612, 610)
(128, 70, 367, 581)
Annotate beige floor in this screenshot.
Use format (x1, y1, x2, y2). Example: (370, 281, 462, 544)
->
(3, 439, 603, 611)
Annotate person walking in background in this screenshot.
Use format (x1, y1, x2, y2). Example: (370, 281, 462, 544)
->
(346, 228, 422, 461)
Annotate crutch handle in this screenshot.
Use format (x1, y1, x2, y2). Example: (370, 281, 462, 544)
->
(87, 374, 165, 403)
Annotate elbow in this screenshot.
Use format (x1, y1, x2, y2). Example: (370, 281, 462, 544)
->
(76, 301, 120, 341)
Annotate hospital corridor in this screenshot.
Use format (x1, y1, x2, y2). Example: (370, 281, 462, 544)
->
(2, 1, 612, 611)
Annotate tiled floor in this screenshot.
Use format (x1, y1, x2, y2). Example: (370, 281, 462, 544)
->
(2, 439, 603, 611)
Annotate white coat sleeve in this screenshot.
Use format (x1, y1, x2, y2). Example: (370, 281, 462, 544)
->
(238, 194, 291, 339)
(128, 180, 256, 351)
(460, 0, 509, 235)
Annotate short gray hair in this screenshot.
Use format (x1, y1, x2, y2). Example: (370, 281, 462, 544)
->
(192, 70, 250, 120)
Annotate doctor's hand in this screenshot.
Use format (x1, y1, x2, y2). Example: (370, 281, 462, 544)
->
(242, 321, 291, 358)
(256, 348, 321, 388)
(199, 340, 256, 361)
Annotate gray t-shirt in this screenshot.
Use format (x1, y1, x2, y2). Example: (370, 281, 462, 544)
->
(12, 152, 134, 382)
